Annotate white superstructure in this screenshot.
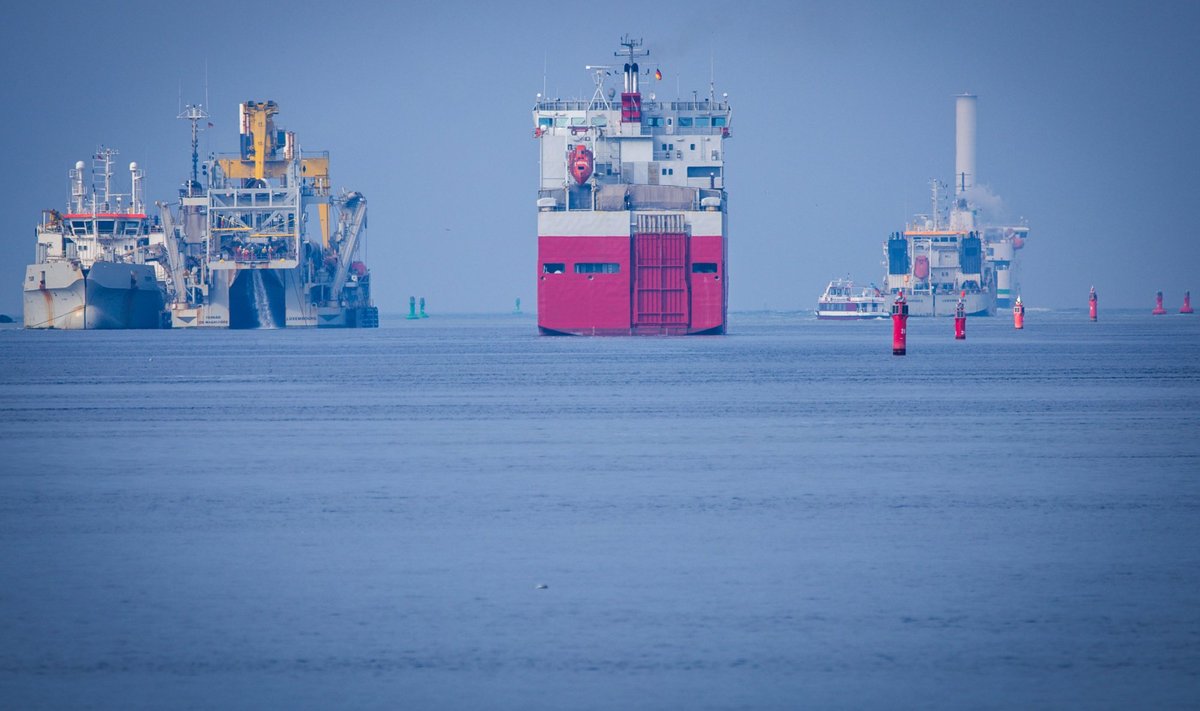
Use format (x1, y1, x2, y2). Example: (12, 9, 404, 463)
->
(23, 149, 166, 329)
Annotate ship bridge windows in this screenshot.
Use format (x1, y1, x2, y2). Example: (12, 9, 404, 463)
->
(97, 220, 115, 234)
(542, 263, 565, 274)
(569, 116, 586, 126)
(553, 117, 567, 127)
(677, 117, 693, 127)
(590, 115, 607, 126)
(574, 262, 620, 274)
(538, 117, 554, 128)
(692, 262, 718, 273)
(712, 116, 727, 127)
(695, 117, 711, 127)
(644, 117, 664, 127)
(687, 166, 722, 179)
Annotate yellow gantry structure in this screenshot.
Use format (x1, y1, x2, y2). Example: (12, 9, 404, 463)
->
(216, 100, 333, 247)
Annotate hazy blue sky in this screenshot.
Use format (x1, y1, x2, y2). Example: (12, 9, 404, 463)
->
(2, 0, 1198, 314)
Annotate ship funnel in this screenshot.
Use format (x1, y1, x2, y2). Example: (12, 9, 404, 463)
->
(955, 94, 977, 196)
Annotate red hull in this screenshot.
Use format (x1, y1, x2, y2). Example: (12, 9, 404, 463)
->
(537, 233, 726, 335)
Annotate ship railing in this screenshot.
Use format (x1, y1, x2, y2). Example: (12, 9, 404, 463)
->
(538, 186, 723, 212)
(208, 188, 297, 209)
(649, 99, 730, 112)
(535, 100, 594, 111)
(536, 99, 730, 112)
(207, 232, 299, 266)
(653, 127, 728, 137)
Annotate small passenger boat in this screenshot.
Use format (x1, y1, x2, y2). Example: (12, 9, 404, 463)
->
(815, 278, 888, 320)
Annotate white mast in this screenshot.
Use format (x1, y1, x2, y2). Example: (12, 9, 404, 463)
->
(98, 146, 116, 211)
(130, 162, 143, 213)
(71, 161, 86, 213)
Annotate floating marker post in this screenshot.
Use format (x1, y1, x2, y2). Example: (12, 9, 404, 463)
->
(1152, 291, 1167, 315)
(513, 297, 522, 314)
(1089, 286, 1098, 321)
(419, 297, 428, 318)
(1013, 295, 1025, 330)
(954, 292, 966, 340)
(407, 296, 419, 320)
(1182, 291, 1194, 314)
(891, 290, 908, 355)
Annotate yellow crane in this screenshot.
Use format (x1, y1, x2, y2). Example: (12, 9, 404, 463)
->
(215, 100, 333, 247)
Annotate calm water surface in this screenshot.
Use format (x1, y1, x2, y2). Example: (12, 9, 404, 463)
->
(1, 310, 1198, 709)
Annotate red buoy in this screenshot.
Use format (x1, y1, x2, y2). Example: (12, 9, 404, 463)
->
(1088, 286, 1097, 321)
(1013, 295, 1025, 330)
(1152, 291, 1167, 315)
(568, 144, 594, 185)
(1182, 291, 1194, 314)
(954, 291, 966, 340)
(892, 291, 908, 355)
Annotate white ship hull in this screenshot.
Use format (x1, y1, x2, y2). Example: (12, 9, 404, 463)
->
(898, 290, 994, 317)
(23, 261, 164, 329)
(815, 300, 890, 319)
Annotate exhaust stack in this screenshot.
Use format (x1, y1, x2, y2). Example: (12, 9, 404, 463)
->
(955, 94, 977, 196)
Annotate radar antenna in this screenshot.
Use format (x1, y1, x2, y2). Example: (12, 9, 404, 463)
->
(586, 65, 614, 110)
(614, 34, 648, 62)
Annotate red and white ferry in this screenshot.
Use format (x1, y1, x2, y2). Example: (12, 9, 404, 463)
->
(534, 36, 731, 335)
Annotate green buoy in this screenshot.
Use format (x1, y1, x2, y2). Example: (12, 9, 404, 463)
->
(406, 296, 419, 320)
(513, 297, 522, 314)
(419, 297, 429, 318)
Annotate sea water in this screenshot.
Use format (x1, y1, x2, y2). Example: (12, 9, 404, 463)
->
(1, 310, 1198, 709)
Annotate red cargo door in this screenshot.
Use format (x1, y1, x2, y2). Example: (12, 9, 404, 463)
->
(632, 214, 689, 334)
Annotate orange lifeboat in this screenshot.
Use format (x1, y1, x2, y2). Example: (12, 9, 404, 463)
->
(913, 254, 930, 280)
(569, 144, 594, 186)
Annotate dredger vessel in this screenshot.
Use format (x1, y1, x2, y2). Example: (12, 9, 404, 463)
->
(159, 100, 377, 328)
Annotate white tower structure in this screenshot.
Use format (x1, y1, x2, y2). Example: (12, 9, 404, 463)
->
(955, 94, 977, 196)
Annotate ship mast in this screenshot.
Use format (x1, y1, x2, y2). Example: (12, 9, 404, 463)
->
(930, 179, 940, 231)
(614, 34, 648, 96)
(95, 146, 117, 212)
(586, 65, 614, 111)
(614, 34, 648, 65)
(178, 103, 210, 195)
